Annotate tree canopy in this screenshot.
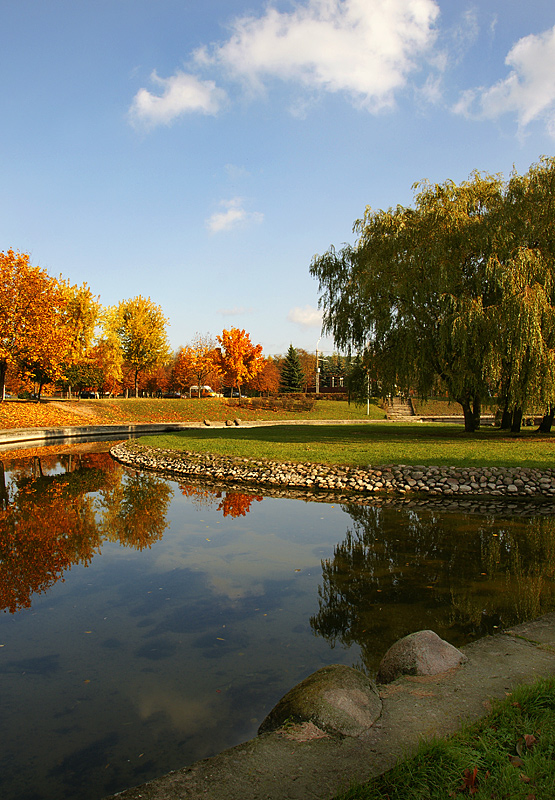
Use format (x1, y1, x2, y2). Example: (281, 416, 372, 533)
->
(0, 250, 77, 400)
(215, 327, 264, 394)
(108, 296, 171, 397)
(310, 156, 555, 431)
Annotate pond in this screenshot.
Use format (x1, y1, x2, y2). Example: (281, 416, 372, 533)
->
(1, 442, 555, 800)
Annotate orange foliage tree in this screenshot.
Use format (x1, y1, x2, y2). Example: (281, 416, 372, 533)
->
(0, 250, 72, 400)
(173, 333, 221, 395)
(245, 357, 281, 395)
(215, 327, 264, 395)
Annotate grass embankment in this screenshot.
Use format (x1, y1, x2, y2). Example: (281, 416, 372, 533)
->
(334, 676, 555, 800)
(2, 397, 553, 470)
(139, 424, 555, 470)
(0, 397, 385, 429)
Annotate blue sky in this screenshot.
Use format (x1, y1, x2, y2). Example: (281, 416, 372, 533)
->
(2, 0, 555, 357)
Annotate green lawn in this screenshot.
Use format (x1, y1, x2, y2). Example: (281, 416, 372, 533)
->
(78, 397, 386, 424)
(139, 422, 555, 470)
(334, 676, 555, 800)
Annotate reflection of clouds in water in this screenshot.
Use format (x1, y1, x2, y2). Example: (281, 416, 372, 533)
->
(152, 530, 320, 600)
(135, 685, 226, 737)
(208, 573, 265, 601)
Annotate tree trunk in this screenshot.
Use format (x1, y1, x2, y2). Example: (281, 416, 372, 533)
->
(500, 408, 512, 430)
(472, 395, 481, 430)
(0, 359, 7, 403)
(459, 398, 476, 432)
(537, 406, 555, 433)
(511, 407, 523, 433)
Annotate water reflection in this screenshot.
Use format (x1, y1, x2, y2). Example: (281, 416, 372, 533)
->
(0, 455, 170, 613)
(311, 503, 555, 673)
(0, 451, 265, 614)
(1, 446, 555, 800)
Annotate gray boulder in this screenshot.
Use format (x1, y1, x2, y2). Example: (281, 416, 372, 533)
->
(377, 630, 467, 684)
(258, 664, 381, 738)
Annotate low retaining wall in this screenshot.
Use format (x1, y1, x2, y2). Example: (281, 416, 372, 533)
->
(111, 442, 555, 500)
(0, 422, 196, 447)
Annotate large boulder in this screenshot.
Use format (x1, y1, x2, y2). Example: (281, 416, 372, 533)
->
(258, 664, 382, 738)
(377, 630, 467, 684)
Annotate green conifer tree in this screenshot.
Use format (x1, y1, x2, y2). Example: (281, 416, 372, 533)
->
(279, 344, 305, 393)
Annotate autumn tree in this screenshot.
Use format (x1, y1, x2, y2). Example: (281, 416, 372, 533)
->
(215, 327, 264, 395)
(0, 250, 73, 400)
(107, 296, 170, 397)
(57, 282, 101, 398)
(245, 357, 280, 395)
(173, 333, 221, 396)
(279, 345, 305, 393)
(88, 328, 123, 396)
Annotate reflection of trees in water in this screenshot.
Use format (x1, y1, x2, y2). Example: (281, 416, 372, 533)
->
(180, 483, 263, 519)
(99, 471, 172, 550)
(0, 454, 173, 613)
(0, 453, 265, 614)
(310, 503, 555, 674)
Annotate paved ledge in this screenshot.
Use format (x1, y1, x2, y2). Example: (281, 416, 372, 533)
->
(0, 422, 207, 447)
(104, 613, 555, 800)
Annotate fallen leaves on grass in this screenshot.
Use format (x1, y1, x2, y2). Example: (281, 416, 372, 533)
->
(0, 402, 87, 430)
(450, 766, 490, 796)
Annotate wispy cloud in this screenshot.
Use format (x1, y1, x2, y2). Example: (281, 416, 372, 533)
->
(288, 305, 323, 329)
(206, 197, 264, 233)
(453, 23, 555, 137)
(218, 306, 252, 317)
(129, 70, 226, 126)
(130, 0, 440, 126)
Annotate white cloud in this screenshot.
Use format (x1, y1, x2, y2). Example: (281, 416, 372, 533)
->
(453, 24, 555, 136)
(198, 0, 440, 111)
(129, 70, 226, 126)
(206, 197, 264, 233)
(131, 0, 440, 126)
(288, 305, 323, 329)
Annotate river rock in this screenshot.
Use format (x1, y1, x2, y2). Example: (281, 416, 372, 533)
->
(258, 664, 382, 738)
(377, 630, 467, 684)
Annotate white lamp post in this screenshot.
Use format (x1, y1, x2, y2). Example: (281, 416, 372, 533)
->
(315, 337, 321, 395)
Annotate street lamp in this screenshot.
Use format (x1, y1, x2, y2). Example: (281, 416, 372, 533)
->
(315, 337, 321, 395)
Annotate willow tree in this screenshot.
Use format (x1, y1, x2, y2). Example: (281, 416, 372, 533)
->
(310, 157, 555, 433)
(311, 172, 503, 431)
(488, 156, 555, 431)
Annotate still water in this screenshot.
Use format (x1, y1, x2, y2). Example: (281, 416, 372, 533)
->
(1, 442, 555, 800)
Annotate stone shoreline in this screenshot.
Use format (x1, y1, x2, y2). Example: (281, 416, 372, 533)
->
(110, 441, 555, 502)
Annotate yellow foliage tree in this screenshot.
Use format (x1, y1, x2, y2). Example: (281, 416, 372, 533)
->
(107, 296, 170, 397)
(216, 327, 264, 395)
(0, 250, 73, 400)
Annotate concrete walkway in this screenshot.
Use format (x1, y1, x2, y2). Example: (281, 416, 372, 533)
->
(105, 613, 555, 800)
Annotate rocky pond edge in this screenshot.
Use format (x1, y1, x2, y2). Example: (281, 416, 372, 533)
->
(110, 440, 555, 509)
